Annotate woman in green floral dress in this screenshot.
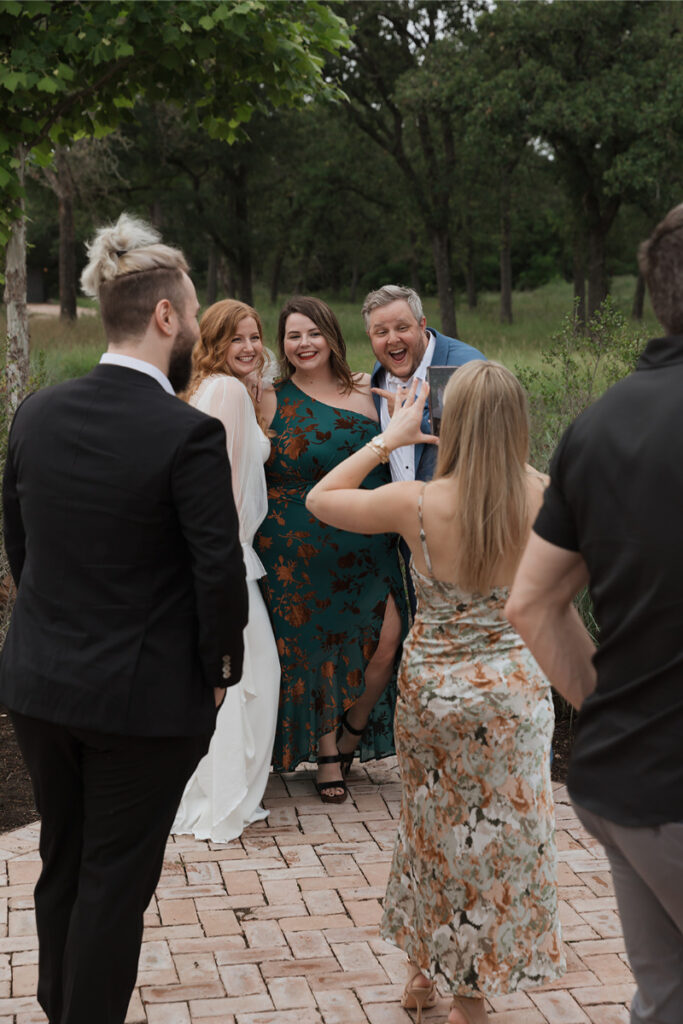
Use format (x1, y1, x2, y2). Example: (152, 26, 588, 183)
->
(306, 365, 564, 1024)
(256, 296, 407, 801)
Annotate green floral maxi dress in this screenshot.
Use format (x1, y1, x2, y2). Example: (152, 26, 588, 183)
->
(256, 380, 407, 772)
(381, 546, 565, 995)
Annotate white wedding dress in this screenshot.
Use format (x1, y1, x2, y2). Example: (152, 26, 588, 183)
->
(172, 374, 280, 842)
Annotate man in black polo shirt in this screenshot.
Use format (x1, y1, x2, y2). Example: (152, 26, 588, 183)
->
(506, 203, 683, 1024)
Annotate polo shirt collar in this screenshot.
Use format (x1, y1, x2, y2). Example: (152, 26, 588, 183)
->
(637, 335, 683, 371)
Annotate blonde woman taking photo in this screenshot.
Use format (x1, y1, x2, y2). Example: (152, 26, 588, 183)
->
(306, 363, 564, 1024)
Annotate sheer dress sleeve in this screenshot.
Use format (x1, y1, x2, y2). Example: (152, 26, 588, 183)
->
(191, 375, 268, 580)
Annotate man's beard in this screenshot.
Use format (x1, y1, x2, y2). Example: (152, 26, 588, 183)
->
(168, 322, 196, 393)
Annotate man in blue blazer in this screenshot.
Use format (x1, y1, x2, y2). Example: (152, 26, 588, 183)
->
(364, 284, 485, 484)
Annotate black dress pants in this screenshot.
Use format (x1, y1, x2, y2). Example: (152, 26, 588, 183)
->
(10, 711, 210, 1024)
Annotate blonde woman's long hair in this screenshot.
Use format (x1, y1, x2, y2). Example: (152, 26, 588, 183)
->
(434, 360, 530, 593)
(187, 299, 270, 434)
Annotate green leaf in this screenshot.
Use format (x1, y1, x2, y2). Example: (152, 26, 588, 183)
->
(55, 63, 76, 82)
(1, 70, 27, 93)
(37, 75, 61, 94)
(198, 14, 214, 31)
(32, 146, 54, 167)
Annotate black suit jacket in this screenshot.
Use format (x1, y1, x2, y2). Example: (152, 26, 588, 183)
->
(0, 364, 248, 736)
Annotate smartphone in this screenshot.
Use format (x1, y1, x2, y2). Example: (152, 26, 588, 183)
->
(426, 365, 459, 436)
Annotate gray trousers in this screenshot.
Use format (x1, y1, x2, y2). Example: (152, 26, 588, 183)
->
(573, 802, 683, 1024)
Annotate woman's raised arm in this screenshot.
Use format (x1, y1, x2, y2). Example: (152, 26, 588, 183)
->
(306, 379, 437, 536)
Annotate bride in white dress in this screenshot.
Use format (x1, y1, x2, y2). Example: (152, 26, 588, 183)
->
(173, 300, 280, 843)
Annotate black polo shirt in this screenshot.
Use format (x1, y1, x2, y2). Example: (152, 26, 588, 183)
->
(534, 335, 683, 827)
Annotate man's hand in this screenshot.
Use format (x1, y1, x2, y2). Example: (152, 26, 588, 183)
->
(371, 386, 397, 416)
(214, 687, 227, 708)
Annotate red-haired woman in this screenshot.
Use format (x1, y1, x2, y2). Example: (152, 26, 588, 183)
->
(173, 299, 280, 842)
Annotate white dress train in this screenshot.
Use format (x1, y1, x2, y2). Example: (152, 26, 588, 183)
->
(172, 375, 280, 843)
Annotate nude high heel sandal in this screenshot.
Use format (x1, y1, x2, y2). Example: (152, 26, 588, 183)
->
(401, 968, 437, 1023)
(449, 994, 489, 1024)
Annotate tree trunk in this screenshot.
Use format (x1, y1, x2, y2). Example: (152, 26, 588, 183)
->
(217, 255, 235, 297)
(269, 245, 285, 305)
(587, 222, 609, 319)
(57, 147, 77, 322)
(206, 241, 218, 306)
(499, 198, 512, 324)
(4, 147, 30, 414)
(296, 250, 310, 295)
(330, 257, 341, 298)
(148, 200, 163, 230)
(465, 234, 477, 310)
(409, 229, 421, 294)
(430, 225, 457, 337)
(349, 262, 359, 305)
(632, 271, 645, 321)
(233, 164, 252, 305)
(572, 231, 586, 328)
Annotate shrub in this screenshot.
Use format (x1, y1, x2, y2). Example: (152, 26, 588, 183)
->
(518, 301, 646, 721)
(517, 299, 645, 473)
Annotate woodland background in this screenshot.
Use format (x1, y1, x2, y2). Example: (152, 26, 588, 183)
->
(6, 0, 683, 345)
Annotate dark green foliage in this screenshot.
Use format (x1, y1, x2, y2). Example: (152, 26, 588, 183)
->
(0, 0, 351, 246)
(518, 300, 645, 472)
(519, 300, 644, 703)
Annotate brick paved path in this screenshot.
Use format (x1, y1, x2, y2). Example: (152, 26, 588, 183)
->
(0, 759, 635, 1023)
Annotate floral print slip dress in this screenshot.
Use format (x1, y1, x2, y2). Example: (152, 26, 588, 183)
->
(380, 489, 565, 996)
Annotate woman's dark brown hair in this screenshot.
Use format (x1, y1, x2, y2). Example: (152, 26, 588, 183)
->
(277, 295, 360, 394)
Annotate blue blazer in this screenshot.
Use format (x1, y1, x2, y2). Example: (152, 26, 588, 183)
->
(370, 328, 485, 482)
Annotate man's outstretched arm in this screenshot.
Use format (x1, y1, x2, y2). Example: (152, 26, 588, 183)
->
(506, 533, 597, 710)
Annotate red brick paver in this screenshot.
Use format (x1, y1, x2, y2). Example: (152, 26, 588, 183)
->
(0, 761, 635, 1023)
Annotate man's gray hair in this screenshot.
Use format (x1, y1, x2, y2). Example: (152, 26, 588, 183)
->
(361, 285, 424, 331)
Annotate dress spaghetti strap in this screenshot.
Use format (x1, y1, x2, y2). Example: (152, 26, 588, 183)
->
(417, 484, 434, 577)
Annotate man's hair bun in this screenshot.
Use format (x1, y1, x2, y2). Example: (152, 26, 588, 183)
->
(81, 213, 188, 299)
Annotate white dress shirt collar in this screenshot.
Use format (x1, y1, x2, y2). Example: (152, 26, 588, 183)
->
(99, 353, 175, 395)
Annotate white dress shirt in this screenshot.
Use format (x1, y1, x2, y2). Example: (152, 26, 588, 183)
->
(99, 352, 174, 395)
(379, 332, 435, 482)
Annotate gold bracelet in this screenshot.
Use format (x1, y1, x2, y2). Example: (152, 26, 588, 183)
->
(366, 434, 390, 464)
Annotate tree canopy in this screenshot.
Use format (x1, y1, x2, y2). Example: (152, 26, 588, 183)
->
(0, 0, 350, 245)
(1, 0, 350, 404)
(4, 0, 683, 373)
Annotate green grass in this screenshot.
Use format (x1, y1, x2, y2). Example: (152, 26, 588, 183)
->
(1, 274, 659, 385)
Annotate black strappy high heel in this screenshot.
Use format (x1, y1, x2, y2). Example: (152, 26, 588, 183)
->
(336, 707, 368, 777)
(315, 754, 348, 803)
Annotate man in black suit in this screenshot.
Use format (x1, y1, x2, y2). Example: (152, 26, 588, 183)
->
(0, 213, 248, 1024)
